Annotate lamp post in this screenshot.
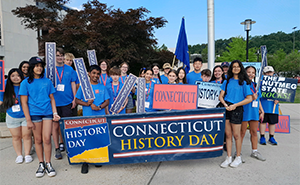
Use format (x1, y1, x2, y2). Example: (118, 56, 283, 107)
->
(292, 26, 297, 52)
(241, 19, 256, 62)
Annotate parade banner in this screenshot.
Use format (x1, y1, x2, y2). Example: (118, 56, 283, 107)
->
(73, 58, 95, 100)
(242, 62, 261, 83)
(259, 115, 290, 133)
(45, 42, 56, 87)
(110, 74, 137, 114)
(261, 76, 297, 102)
(256, 45, 268, 91)
(60, 108, 226, 165)
(0, 60, 4, 92)
(136, 78, 146, 113)
(196, 81, 222, 108)
(87, 50, 98, 66)
(153, 84, 198, 110)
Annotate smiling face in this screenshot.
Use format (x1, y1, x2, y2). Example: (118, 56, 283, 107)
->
(21, 63, 29, 75)
(178, 69, 185, 80)
(10, 71, 22, 85)
(88, 69, 100, 84)
(144, 70, 153, 82)
(193, 61, 202, 72)
(232, 62, 241, 76)
(56, 51, 64, 66)
(153, 66, 159, 75)
(64, 57, 73, 66)
(120, 64, 128, 75)
(168, 71, 177, 83)
(246, 67, 256, 81)
(214, 67, 223, 80)
(100, 61, 107, 71)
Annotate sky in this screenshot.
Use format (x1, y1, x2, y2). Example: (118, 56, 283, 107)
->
(66, 0, 300, 49)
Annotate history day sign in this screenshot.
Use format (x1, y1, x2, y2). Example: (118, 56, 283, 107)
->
(60, 108, 226, 165)
(196, 81, 222, 108)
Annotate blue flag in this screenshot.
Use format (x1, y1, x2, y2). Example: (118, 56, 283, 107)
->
(175, 18, 190, 74)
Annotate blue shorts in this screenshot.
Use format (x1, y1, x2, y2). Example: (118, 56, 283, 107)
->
(31, 115, 53, 123)
(5, 113, 27, 128)
(126, 94, 134, 110)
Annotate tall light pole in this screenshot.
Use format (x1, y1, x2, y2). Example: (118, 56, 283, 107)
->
(241, 19, 256, 62)
(292, 26, 297, 52)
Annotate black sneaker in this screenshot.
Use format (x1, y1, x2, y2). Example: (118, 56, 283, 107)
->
(81, 163, 89, 174)
(54, 148, 62, 160)
(45, 162, 56, 177)
(36, 162, 45, 178)
(59, 143, 65, 152)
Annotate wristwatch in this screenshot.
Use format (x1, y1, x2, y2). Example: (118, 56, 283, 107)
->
(98, 105, 102, 110)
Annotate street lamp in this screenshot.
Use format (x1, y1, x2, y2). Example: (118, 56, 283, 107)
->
(241, 19, 256, 62)
(292, 26, 297, 52)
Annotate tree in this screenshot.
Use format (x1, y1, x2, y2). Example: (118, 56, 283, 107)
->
(218, 37, 257, 62)
(12, 0, 171, 74)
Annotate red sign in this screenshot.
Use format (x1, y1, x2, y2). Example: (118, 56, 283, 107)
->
(152, 84, 198, 110)
(64, 117, 107, 129)
(258, 115, 290, 133)
(0, 60, 4, 92)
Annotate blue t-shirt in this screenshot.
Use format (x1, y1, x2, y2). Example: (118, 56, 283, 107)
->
(152, 77, 161, 84)
(160, 75, 169, 84)
(19, 77, 56, 116)
(119, 75, 128, 84)
(243, 82, 261, 121)
(145, 81, 156, 112)
(53, 65, 77, 107)
(99, 73, 112, 87)
(75, 83, 110, 116)
(186, 71, 202, 84)
(107, 83, 126, 114)
(0, 81, 24, 118)
(260, 98, 279, 114)
(221, 79, 252, 104)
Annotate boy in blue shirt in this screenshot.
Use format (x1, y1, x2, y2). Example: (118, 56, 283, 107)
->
(186, 57, 203, 84)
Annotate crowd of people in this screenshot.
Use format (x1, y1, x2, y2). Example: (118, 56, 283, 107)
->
(0, 49, 279, 177)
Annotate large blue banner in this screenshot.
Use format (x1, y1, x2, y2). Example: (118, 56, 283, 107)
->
(45, 42, 56, 87)
(87, 50, 98, 66)
(60, 108, 226, 165)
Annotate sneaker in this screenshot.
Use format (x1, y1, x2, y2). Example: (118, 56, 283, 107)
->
(59, 143, 65, 152)
(36, 162, 45, 178)
(220, 156, 232, 168)
(268, 137, 278, 145)
(81, 163, 89, 174)
(15, 155, 23, 164)
(230, 156, 242, 168)
(25, 155, 33, 163)
(45, 162, 56, 177)
(54, 148, 62, 160)
(234, 152, 245, 163)
(251, 151, 266, 161)
(260, 137, 266, 145)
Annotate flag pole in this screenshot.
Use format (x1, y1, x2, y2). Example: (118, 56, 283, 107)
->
(172, 55, 176, 68)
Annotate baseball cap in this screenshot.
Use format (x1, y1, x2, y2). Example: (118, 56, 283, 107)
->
(263, 66, 274, 73)
(221, 62, 229, 67)
(163, 63, 172, 69)
(29, 57, 45, 65)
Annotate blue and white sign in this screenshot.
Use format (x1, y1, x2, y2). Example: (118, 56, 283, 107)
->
(73, 58, 95, 100)
(136, 78, 146, 113)
(196, 81, 222, 108)
(110, 74, 137, 114)
(87, 50, 98, 66)
(256, 45, 268, 91)
(45, 42, 56, 87)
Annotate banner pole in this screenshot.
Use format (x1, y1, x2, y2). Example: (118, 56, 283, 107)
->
(172, 55, 176, 68)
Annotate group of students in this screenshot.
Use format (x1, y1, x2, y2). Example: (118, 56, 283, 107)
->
(0, 52, 279, 177)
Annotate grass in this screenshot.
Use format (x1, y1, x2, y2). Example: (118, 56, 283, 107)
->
(280, 85, 300, 103)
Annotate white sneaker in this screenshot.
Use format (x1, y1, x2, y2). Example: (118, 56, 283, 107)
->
(25, 155, 33, 163)
(15, 155, 23, 164)
(220, 156, 232, 168)
(230, 156, 242, 168)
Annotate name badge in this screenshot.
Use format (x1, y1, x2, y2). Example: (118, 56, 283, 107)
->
(57, 84, 65, 92)
(252, 100, 258, 108)
(145, 102, 150, 108)
(12, 105, 21, 112)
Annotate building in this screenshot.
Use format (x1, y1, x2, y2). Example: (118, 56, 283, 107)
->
(0, 0, 38, 74)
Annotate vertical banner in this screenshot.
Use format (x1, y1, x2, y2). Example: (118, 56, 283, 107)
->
(45, 42, 56, 87)
(73, 58, 95, 100)
(196, 81, 222, 108)
(136, 78, 146, 113)
(0, 60, 4, 92)
(110, 74, 137, 114)
(87, 50, 98, 66)
(256, 45, 268, 91)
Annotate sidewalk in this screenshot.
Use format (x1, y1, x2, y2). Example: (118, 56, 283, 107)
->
(0, 104, 299, 185)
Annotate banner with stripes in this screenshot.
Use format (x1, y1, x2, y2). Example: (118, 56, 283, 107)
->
(87, 50, 98, 66)
(60, 108, 226, 165)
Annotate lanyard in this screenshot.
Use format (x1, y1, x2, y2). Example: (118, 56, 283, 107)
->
(215, 80, 221, 84)
(112, 83, 120, 100)
(101, 74, 107, 86)
(146, 81, 152, 100)
(121, 75, 127, 84)
(13, 86, 20, 104)
(250, 82, 256, 94)
(56, 65, 64, 84)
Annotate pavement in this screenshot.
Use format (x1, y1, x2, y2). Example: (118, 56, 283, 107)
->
(0, 104, 299, 185)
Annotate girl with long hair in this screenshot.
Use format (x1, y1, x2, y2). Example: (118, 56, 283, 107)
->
(143, 68, 156, 112)
(0, 68, 33, 164)
(210, 65, 226, 84)
(176, 67, 187, 84)
(219, 60, 253, 168)
(19, 61, 29, 78)
(167, 70, 178, 84)
(19, 57, 60, 178)
(152, 63, 162, 84)
(99, 59, 112, 87)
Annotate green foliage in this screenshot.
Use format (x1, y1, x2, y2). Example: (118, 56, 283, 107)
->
(0, 112, 5, 122)
(217, 37, 257, 62)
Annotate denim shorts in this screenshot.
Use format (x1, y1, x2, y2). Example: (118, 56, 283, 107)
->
(126, 94, 134, 110)
(5, 113, 27, 128)
(31, 115, 53, 123)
